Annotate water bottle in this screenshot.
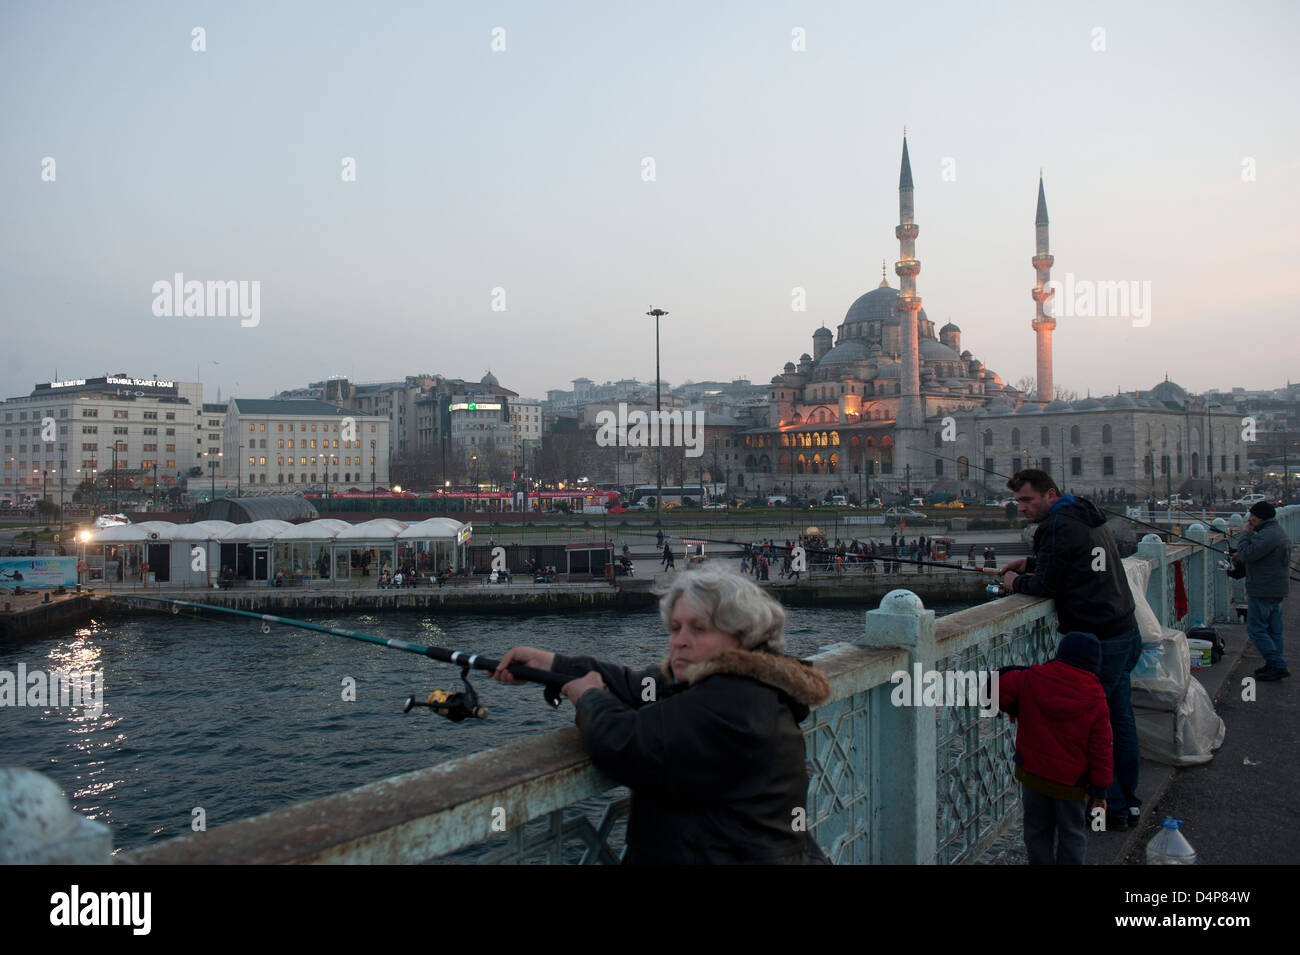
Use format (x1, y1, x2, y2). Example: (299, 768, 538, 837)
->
(1146, 818, 1198, 865)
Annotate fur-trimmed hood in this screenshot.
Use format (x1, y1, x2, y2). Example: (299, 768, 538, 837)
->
(664, 648, 832, 707)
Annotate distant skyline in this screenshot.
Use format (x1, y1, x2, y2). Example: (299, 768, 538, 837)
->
(3, 1, 1298, 404)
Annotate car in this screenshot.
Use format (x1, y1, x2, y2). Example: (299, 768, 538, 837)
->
(935, 500, 965, 509)
(1231, 493, 1267, 507)
(702, 502, 727, 510)
(885, 507, 925, 519)
(910, 497, 926, 507)
(765, 495, 789, 505)
(830, 495, 852, 507)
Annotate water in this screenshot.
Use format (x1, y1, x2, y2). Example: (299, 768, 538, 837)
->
(1, 604, 892, 855)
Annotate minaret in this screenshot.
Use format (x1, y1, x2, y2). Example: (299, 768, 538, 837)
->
(894, 134, 924, 484)
(1032, 174, 1056, 403)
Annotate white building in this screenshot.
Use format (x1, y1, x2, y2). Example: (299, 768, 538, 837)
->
(224, 398, 389, 491)
(2, 375, 203, 500)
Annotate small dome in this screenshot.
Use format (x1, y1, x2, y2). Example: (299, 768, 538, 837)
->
(1150, 379, 1187, 404)
(481, 371, 499, 387)
(1043, 399, 1072, 413)
(940, 321, 961, 334)
(1073, 397, 1104, 411)
(984, 398, 1015, 415)
(1105, 395, 1138, 409)
(1015, 402, 1043, 414)
(919, 340, 960, 361)
(819, 341, 871, 365)
(813, 327, 832, 339)
(800, 353, 812, 361)
(960, 350, 973, 360)
(783, 362, 796, 373)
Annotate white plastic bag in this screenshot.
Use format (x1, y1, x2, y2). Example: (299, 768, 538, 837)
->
(1131, 628, 1192, 710)
(1136, 678, 1225, 766)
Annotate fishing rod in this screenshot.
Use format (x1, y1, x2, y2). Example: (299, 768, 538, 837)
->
(113, 594, 583, 722)
(906, 444, 1300, 582)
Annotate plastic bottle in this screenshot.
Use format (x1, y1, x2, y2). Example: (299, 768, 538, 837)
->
(1146, 818, 1198, 865)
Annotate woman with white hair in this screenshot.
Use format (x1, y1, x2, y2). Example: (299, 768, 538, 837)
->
(493, 565, 832, 864)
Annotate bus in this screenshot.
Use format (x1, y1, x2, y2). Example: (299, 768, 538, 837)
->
(629, 485, 709, 508)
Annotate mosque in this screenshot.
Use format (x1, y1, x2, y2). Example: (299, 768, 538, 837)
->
(733, 137, 1248, 502)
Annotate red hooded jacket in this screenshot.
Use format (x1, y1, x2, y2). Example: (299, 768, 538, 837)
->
(998, 661, 1113, 798)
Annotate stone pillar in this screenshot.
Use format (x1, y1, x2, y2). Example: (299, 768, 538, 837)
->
(857, 589, 937, 864)
(1185, 523, 1210, 625)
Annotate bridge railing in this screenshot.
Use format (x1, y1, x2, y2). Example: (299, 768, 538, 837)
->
(125, 512, 1293, 865)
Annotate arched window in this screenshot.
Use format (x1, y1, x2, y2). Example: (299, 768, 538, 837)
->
(1011, 428, 1021, 448)
(1102, 424, 1112, 445)
(983, 429, 993, 447)
(1070, 425, 1081, 446)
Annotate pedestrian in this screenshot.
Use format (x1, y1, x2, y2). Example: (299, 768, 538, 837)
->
(996, 632, 1112, 865)
(656, 528, 665, 550)
(491, 566, 832, 863)
(1230, 501, 1291, 680)
(997, 469, 1142, 832)
(662, 541, 675, 571)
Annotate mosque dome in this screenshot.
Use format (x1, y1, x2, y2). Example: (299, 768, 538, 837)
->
(819, 341, 871, 365)
(1015, 402, 1043, 414)
(940, 321, 961, 334)
(813, 327, 832, 339)
(481, 371, 499, 387)
(1043, 399, 1073, 413)
(1105, 395, 1138, 409)
(1149, 379, 1188, 407)
(842, 284, 930, 328)
(800, 353, 812, 362)
(1072, 397, 1105, 411)
(784, 362, 796, 373)
(984, 398, 1015, 415)
(919, 340, 960, 361)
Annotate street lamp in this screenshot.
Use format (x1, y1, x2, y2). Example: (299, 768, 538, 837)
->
(646, 307, 668, 526)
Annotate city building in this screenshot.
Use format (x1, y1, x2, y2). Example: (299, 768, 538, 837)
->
(2, 374, 203, 502)
(223, 398, 389, 492)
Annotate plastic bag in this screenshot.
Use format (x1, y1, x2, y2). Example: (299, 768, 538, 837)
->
(1123, 559, 1163, 645)
(1135, 678, 1225, 766)
(1131, 628, 1192, 710)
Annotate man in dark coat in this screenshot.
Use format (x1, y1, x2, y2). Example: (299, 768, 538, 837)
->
(1232, 501, 1291, 680)
(997, 469, 1141, 832)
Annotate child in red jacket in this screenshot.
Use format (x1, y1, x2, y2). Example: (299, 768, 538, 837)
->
(997, 631, 1113, 864)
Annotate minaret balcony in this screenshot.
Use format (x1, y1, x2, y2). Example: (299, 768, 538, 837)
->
(1032, 316, 1057, 330)
(897, 292, 924, 311)
(895, 224, 919, 241)
(895, 259, 921, 278)
(1031, 287, 1055, 304)
(1032, 253, 1055, 269)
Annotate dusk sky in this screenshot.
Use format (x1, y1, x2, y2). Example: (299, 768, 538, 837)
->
(3, 0, 1297, 404)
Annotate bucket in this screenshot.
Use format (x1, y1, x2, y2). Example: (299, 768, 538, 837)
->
(1187, 638, 1213, 668)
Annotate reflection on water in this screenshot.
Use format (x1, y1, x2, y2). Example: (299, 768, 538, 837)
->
(1, 602, 963, 853)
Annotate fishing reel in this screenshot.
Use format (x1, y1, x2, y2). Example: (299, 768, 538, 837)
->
(1218, 552, 1247, 579)
(405, 665, 490, 722)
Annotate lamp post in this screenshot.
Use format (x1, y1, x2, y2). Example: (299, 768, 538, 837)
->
(58, 456, 65, 536)
(112, 441, 120, 513)
(237, 443, 242, 498)
(646, 308, 668, 527)
(208, 448, 221, 503)
(152, 459, 158, 510)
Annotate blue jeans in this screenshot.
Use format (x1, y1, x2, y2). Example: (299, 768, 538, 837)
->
(1022, 785, 1087, 864)
(1246, 597, 1287, 669)
(1097, 628, 1142, 815)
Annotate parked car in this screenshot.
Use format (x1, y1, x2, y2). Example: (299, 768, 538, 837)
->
(1231, 493, 1267, 507)
(702, 502, 727, 510)
(935, 500, 965, 509)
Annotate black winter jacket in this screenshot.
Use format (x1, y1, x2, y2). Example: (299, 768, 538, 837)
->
(1012, 495, 1138, 638)
(557, 648, 832, 864)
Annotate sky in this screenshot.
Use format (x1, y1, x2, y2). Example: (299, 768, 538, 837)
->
(2, 0, 1297, 405)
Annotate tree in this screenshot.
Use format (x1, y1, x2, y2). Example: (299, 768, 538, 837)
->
(1053, 385, 1079, 402)
(1013, 375, 1036, 396)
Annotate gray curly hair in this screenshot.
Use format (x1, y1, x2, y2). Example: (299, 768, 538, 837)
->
(657, 565, 787, 653)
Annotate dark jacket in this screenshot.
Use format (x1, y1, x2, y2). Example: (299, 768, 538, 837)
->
(1234, 517, 1291, 600)
(1013, 495, 1137, 638)
(998, 661, 1113, 800)
(558, 647, 832, 865)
